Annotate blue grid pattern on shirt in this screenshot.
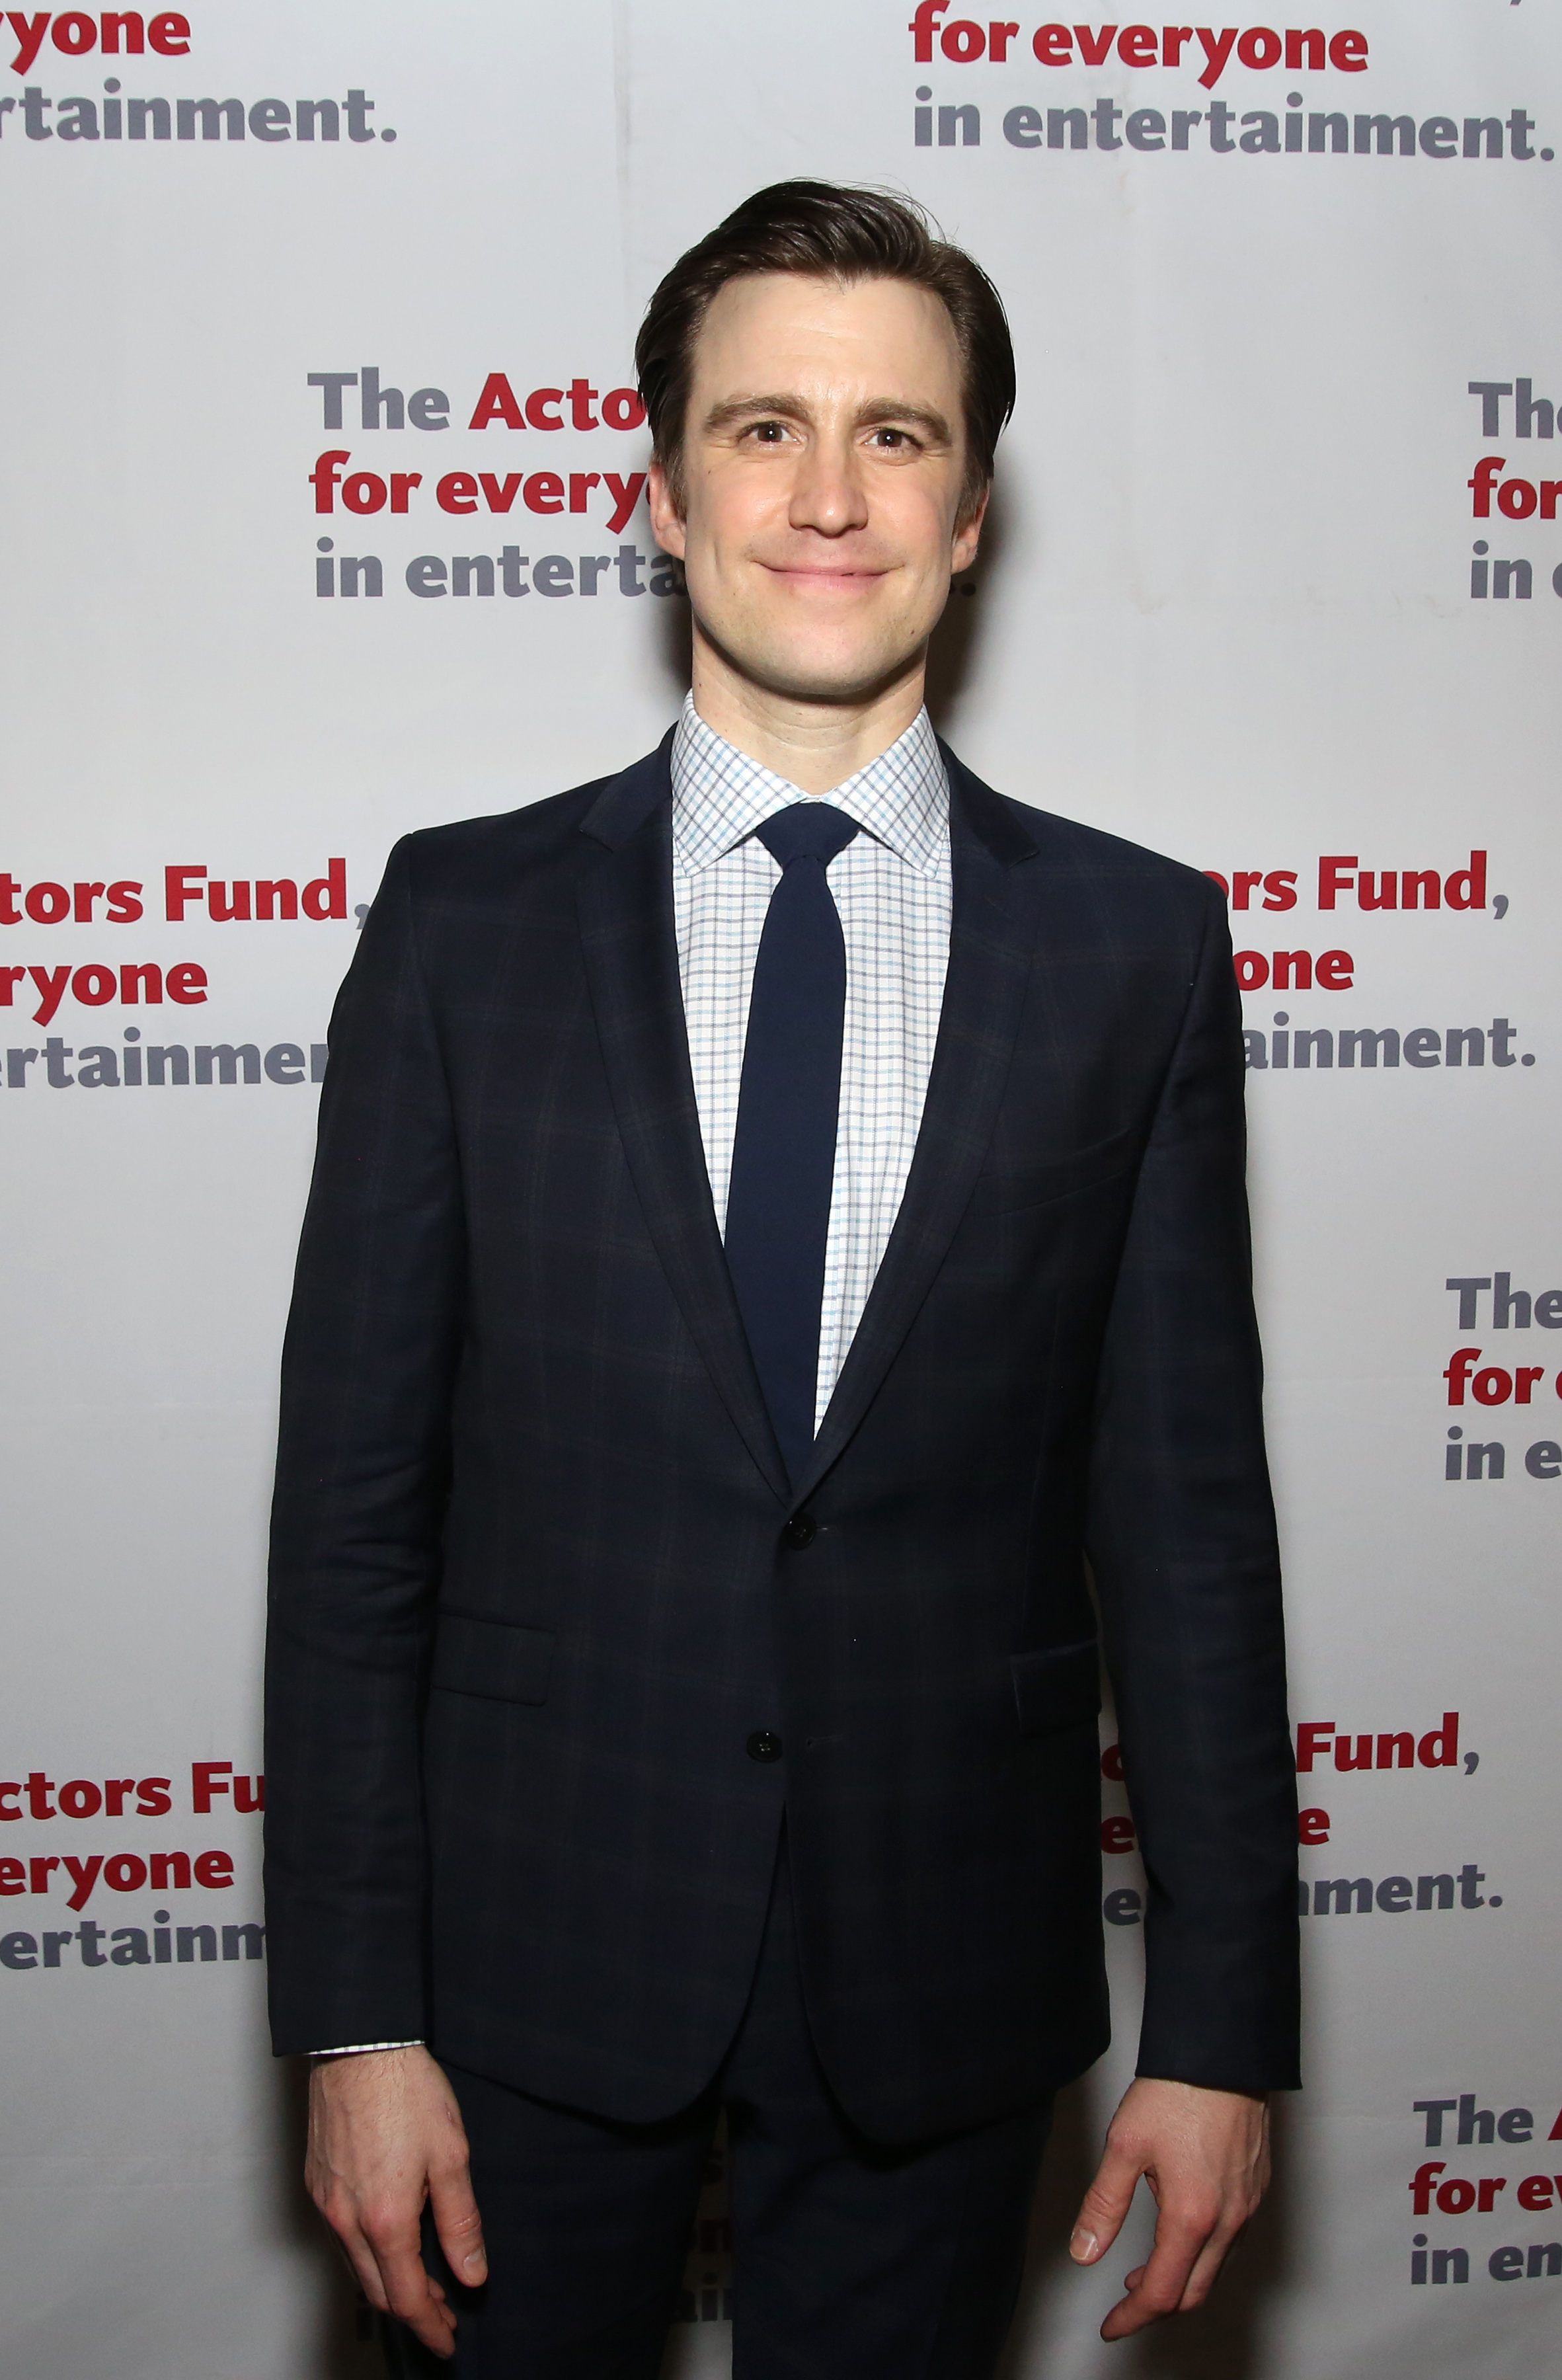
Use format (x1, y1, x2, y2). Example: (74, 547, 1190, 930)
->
(671, 693, 953, 1435)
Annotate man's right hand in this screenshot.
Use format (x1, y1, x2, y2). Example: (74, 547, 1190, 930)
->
(306, 2045, 487, 2360)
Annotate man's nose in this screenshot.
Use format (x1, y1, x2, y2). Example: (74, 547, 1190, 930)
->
(787, 437, 870, 537)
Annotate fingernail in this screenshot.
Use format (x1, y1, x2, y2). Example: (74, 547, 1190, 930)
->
(1070, 2229, 1099, 2262)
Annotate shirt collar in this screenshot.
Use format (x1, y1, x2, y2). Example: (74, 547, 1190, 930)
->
(670, 692, 949, 879)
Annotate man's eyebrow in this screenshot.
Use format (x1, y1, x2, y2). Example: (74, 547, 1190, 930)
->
(855, 397, 954, 442)
(702, 393, 810, 433)
(701, 393, 955, 442)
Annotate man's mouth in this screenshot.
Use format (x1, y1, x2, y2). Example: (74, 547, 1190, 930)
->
(758, 562, 890, 588)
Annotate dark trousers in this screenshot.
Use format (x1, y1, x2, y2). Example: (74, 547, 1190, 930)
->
(428, 1838, 1052, 2378)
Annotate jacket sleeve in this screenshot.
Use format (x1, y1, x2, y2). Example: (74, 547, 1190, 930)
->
(263, 838, 463, 2056)
(1085, 880, 1300, 2096)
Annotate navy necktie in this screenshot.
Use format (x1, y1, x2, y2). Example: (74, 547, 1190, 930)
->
(724, 802, 861, 1486)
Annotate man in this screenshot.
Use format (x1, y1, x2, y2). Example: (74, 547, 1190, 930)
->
(265, 181, 1299, 2375)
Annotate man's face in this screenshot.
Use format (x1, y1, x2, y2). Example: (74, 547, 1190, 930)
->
(648, 272, 985, 706)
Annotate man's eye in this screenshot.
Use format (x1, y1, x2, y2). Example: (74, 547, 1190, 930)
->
(869, 428, 916, 450)
(748, 421, 789, 444)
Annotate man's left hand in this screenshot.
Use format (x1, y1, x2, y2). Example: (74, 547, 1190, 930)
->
(1070, 2077, 1270, 2339)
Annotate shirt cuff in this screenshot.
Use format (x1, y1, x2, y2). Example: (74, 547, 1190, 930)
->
(307, 2040, 426, 2058)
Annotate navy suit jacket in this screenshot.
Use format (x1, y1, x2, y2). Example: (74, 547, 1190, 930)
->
(263, 734, 1300, 2139)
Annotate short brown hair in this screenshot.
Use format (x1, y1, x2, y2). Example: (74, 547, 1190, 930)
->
(635, 180, 1015, 527)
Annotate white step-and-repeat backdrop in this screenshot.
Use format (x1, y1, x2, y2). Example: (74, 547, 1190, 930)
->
(1, 3, 1557, 2373)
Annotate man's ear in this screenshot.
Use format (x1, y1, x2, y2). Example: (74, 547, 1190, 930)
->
(951, 483, 990, 577)
(647, 461, 687, 559)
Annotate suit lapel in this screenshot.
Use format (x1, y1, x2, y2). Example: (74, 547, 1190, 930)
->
(793, 752, 1039, 1503)
(576, 738, 789, 1502)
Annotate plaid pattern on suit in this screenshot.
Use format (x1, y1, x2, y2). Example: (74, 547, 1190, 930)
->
(263, 733, 1300, 2140)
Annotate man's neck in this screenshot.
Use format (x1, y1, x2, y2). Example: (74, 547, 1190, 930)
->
(688, 639, 928, 798)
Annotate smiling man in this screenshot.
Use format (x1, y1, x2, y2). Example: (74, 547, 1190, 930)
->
(264, 182, 1300, 2376)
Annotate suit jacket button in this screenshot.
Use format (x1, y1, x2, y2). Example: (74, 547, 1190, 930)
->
(781, 1512, 817, 1550)
(746, 1730, 783, 1764)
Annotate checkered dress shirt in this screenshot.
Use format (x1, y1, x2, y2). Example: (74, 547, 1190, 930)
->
(309, 707, 951, 2055)
(671, 694, 953, 1435)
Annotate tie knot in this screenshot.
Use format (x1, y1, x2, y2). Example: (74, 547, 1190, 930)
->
(756, 802, 859, 871)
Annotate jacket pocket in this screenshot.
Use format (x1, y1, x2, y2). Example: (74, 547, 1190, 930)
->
(1011, 1638, 1102, 1739)
(431, 1612, 555, 1706)
(964, 1121, 1143, 1217)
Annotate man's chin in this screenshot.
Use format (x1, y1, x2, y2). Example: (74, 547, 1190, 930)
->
(698, 617, 926, 709)
(751, 654, 915, 707)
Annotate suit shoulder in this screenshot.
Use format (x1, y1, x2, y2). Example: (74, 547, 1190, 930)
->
(393, 774, 618, 887)
(945, 748, 1216, 918)
(371, 739, 673, 920)
(1001, 792, 1217, 908)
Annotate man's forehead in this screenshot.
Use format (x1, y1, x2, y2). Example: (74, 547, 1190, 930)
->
(691, 272, 962, 385)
